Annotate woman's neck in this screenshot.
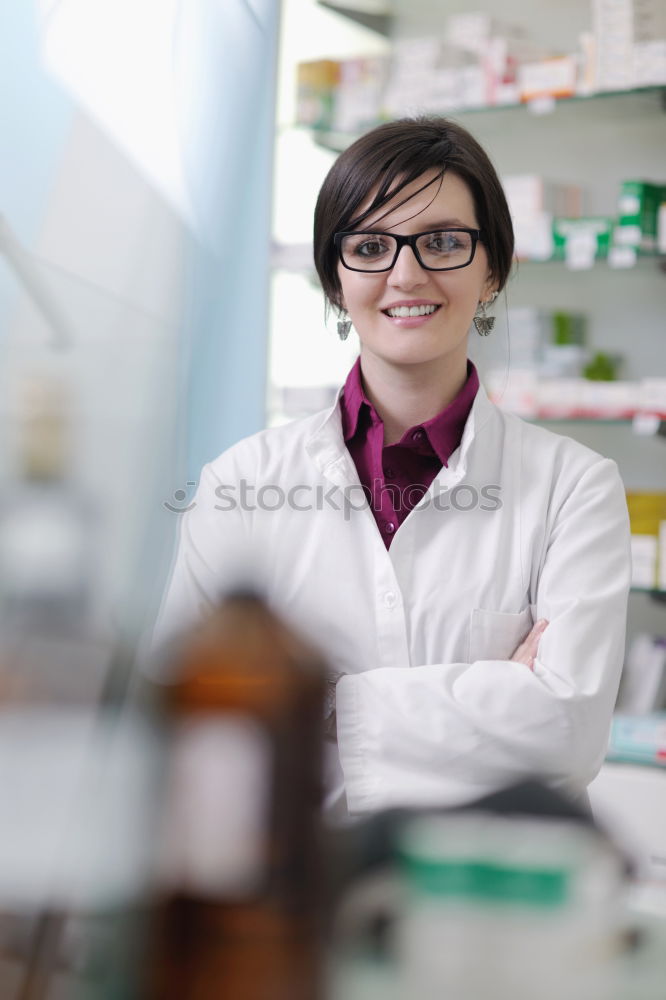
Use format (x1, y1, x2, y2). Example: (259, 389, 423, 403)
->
(359, 354, 469, 446)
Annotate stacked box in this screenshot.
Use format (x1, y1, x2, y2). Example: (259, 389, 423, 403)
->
(505, 175, 583, 217)
(504, 175, 583, 260)
(577, 380, 637, 416)
(577, 31, 598, 94)
(632, 0, 666, 82)
(607, 713, 666, 763)
(552, 217, 615, 265)
(592, 0, 635, 90)
(383, 39, 477, 116)
(626, 491, 666, 589)
(446, 12, 525, 55)
(485, 36, 521, 105)
(296, 60, 340, 131)
(638, 378, 666, 416)
(633, 0, 666, 44)
(593, 0, 666, 90)
(633, 39, 666, 84)
(615, 180, 666, 251)
(505, 307, 552, 368)
(506, 307, 587, 373)
(483, 369, 538, 417)
(382, 38, 443, 117)
(518, 56, 578, 101)
(332, 56, 388, 133)
(616, 636, 666, 713)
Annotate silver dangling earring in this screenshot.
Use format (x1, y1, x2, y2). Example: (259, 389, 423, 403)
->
(473, 291, 498, 336)
(337, 312, 352, 341)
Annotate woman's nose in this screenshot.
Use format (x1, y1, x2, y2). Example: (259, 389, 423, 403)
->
(387, 245, 427, 289)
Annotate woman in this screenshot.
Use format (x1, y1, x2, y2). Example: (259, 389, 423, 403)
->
(155, 117, 631, 822)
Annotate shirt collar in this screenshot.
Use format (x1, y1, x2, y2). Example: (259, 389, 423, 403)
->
(340, 357, 480, 466)
(413, 361, 479, 467)
(339, 357, 368, 441)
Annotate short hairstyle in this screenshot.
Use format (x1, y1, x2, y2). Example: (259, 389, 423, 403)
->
(313, 116, 514, 312)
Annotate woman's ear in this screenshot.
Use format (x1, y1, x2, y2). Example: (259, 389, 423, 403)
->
(482, 275, 499, 303)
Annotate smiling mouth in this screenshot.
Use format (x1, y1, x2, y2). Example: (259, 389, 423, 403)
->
(383, 304, 441, 319)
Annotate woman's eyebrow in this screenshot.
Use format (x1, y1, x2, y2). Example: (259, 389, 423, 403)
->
(415, 219, 475, 229)
(367, 218, 476, 233)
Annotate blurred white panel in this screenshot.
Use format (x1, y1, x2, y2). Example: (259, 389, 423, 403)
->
(35, 111, 186, 324)
(269, 270, 358, 388)
(37, 0, 192, 222)
(273, 129, 336, 245)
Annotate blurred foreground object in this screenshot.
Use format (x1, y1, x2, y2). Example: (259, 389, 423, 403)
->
(0, 373, 94, 657)
(391, 812, 624, 1000)
(0, 209, 179, 994)
(327, 782, 666, 1000)
(0, 365, 159, 996)
(144, 592, 327, 1000)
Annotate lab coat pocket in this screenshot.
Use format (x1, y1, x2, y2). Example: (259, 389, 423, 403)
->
(468, 606, 535, 663)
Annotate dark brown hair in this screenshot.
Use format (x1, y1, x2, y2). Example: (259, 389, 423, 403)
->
(313, 116, 514, 312)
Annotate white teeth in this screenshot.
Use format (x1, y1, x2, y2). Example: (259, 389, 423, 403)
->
(387, 304, 437, 318)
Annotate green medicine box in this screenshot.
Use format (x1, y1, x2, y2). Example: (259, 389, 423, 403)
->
(615, 180, 665, 251)
(551, 217, 614, 263)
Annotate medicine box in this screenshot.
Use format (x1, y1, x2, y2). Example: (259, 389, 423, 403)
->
(626, 492, 666, 589)
(615, 180, 666, 251)
(552, 217, 614, 263)
(518, 56, 577, 101)
(296, 60, 341, 130)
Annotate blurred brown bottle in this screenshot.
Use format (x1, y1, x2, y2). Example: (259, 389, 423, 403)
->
(145, 592, 327, 1000)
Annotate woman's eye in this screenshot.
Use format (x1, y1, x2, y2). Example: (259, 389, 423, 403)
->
(356, 240, 387, 257)
(427, 233, 461, 252)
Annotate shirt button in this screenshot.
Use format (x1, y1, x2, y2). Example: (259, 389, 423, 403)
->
(412, 429, 424, 443)
(384, 521, 396, 534)
(384, 466, 395, 478)
(384, 591, 397, 609)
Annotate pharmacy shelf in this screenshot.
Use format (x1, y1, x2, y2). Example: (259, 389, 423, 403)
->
(273, 238, 666, 275)
(631, 587, 666, 603)
(590, 761, 666, 882)
(529, 415, 665, 427)
(526, 416, 666, 438)
(317, 0, 391, 35)
(516, 252, 666, 272)
(309, 85, 666, 153)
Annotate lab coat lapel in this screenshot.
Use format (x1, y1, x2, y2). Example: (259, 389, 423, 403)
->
(305, 387, 363, 491)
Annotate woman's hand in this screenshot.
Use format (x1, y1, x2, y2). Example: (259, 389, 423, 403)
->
(511, 619, 549, 670)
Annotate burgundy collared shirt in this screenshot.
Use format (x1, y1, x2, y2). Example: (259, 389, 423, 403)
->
(340, 358, 480, 549)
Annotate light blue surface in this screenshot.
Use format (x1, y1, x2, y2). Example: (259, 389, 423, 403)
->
(0, 2, 73, 326)
(173, 0, 281, 478)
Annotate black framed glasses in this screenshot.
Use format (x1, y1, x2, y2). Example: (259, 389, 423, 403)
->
(334, 228, 484, 272)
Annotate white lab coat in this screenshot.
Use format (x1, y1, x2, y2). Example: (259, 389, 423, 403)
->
(153, 384, 631, 823)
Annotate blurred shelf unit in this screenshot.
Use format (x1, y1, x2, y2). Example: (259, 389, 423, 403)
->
(295, 0, 666, 430)
(528, 415, 666, 434)
(589, 759, 666, 882)
(491, 395, 666, 429)
(307, 85, 666, 153)
(631, 587, 666, 601)
(317, 0, 391, 36)
(272, 238, 666, 272)
(303, 1, 666, 146)
(295, 24, 666, 272)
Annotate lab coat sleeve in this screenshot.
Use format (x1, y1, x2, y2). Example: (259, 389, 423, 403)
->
(335, 457, 631, 814)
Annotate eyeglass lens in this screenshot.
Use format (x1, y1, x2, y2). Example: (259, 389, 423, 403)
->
(340, 230, 475, 271)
